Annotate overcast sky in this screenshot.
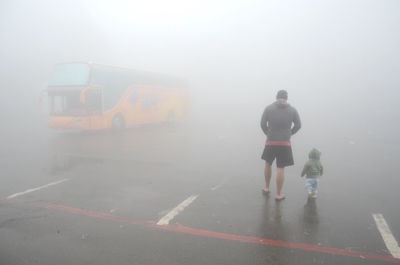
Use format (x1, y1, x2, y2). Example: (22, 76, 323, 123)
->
(1, 0, 399, 132)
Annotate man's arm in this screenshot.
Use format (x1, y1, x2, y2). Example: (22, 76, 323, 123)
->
(291, 108, 301, 135)
(260, 108, 269, 135)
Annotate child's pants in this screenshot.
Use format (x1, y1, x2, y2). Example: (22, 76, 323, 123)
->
(305, 178, 318, 195)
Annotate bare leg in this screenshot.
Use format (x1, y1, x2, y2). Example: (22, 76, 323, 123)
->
(276, 167, 285, 198)
(263, 162, 272, 192)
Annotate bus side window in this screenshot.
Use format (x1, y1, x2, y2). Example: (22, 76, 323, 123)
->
(130, 88, 138, 104)
(142, 94, 151, 111)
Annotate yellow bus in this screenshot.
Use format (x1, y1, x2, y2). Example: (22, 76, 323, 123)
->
(44, 62, 188, 130)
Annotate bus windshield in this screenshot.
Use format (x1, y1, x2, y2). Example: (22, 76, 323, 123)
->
(48, 63, 90, 86)
(49, 91, 86, 116)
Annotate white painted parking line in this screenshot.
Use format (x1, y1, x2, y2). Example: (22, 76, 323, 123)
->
(373, 213, 400, 258)
(210, 176, 229, 191)
(62, 153, 169, 165)
(7, 179, 69, 199)
(157, 195, 198, 225)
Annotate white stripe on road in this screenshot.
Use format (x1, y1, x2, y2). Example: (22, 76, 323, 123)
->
(157, 195, 198, 225)
(7, 179, 69, 199)
(373, 213, 400, 258)
(211, 176, 229, 191)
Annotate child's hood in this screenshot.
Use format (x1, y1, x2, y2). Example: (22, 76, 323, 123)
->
(308, 148, 321, 160)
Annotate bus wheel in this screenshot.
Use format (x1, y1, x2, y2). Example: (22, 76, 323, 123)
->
(112, 114, 125, 130)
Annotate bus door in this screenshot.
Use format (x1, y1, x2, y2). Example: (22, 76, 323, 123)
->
(84, 87, 104, 129)
(140, 87, 160, 123)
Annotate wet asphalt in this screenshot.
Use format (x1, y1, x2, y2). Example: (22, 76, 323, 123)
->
(0, 115, 399, 265)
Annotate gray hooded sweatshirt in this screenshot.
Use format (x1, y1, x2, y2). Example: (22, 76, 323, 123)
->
(260, 101, 301, 143)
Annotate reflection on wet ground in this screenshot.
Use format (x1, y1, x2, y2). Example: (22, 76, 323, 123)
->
(49, 153, 104, 176)
(302, 197, 319, 241)
(303, 197, 319, 225)
(2, 120, 400, 265)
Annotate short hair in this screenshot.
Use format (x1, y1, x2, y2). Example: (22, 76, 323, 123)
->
(276, 90, 288, 100)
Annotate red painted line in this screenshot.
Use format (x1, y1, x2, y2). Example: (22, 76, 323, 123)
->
(2, 199, 146, 226)
(5, 199, 400, 264)
(38, 202, 146, 225)
(152, 223, 400, 264)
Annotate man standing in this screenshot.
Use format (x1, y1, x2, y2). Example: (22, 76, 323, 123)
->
(260, 90, 301, 200)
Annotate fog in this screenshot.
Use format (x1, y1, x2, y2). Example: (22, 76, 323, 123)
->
(2, 0, 400, 161)
(1, 1, 400, 263)
(1, 1, 400, 178)
(2, 1, 399, 115)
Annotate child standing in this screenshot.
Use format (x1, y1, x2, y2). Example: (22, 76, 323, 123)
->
(301, 148, 323, 198)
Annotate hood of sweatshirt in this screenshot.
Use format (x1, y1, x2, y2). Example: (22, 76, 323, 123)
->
(309, 148, 321, 160)
(274, 100, 290, 108)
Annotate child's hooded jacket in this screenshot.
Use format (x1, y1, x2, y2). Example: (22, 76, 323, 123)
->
(301, 148, 323, 178)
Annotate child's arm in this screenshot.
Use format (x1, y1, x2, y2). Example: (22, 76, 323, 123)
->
(320, 164, 324, 176)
